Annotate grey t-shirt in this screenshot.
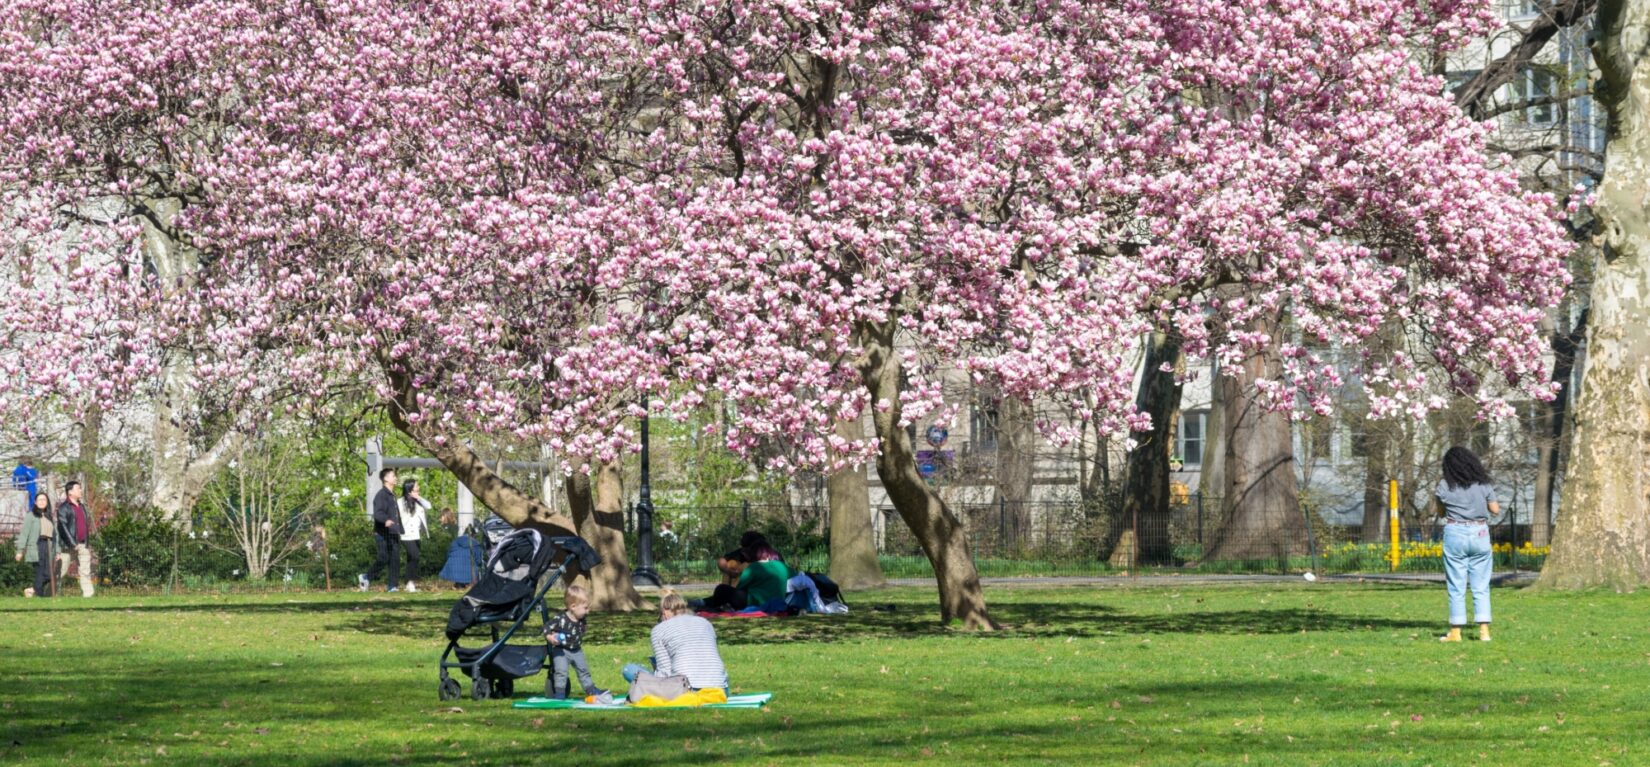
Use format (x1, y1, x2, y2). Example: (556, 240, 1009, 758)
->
(1435, 480, 1497, 523)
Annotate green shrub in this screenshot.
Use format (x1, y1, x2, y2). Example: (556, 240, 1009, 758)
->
(93, 508, 180, 588)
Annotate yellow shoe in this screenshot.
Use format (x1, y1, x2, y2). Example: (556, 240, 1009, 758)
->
(1478, 624, 1492, 642)
(1439, 627, 1462, 642)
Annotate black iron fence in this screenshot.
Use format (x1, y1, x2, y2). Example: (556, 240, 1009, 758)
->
(632, 495, 1547, 582)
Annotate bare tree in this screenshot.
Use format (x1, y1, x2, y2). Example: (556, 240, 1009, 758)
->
(201, 443, 318, 581)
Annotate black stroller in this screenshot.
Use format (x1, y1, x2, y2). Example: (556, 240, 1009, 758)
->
(438, 530, 600, 701)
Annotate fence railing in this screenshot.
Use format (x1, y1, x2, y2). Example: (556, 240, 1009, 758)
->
(635, 495, 1547, 581)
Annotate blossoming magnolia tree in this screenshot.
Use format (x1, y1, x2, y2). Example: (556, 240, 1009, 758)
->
(0, 0, 1568, 624)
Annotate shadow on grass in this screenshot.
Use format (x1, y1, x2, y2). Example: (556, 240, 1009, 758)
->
(341, 598, 1432, 647)
(0, 650, 1568, 767)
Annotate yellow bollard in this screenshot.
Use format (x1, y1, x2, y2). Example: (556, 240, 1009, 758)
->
(1389, 479, 1400, 572)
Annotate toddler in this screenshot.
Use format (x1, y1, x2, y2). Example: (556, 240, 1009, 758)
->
(545, 584, 605, 699)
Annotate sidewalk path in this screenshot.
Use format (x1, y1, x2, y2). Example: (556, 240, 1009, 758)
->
(644, 571, 1538, 592)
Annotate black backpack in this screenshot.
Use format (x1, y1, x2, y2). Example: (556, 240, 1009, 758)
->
(805, 571, 845, 605)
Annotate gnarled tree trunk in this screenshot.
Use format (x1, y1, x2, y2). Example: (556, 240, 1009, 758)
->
(827, 418, 886, 589)
(1117, 331, 1184, 565)
(565, 461, 648, 611)
(1204, 317, 1307, 561)
(1539, 0, 1650, 590)
(857, 318, 997, 629)
(993, 395, 1037, 546)
(384, 368, 575, 535)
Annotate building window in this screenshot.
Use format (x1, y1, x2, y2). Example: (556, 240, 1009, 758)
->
(1349, 420, 1370, 459)
(1177, 411, 1207, 466)
(1306, 418, 1334, 464)
(1525, 67, 1558, 126)
(1444, 69, 1480, 97)
(970, 397, 999, 451)
(1504, 0, 1540, 19)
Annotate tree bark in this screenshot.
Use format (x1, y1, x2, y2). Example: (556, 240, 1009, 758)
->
(1203, 317, 1308, 561)
(827, 418, 886, 589)
(139, 195, 245, 526)
(1533, 309, 1587, 546)
(1106, 331, 1184, 565)
(383, 367, 576, 536)
(151, 382, 245, 525)
(1198, 357, 1226, 501)
(565, 461, 648, 611)
(1539, 0, 1650, 590)
(1359, 424, 1391, 543)
(76, 403, 103, 508)
(857, 318, 997, 629)
(993, 395, 1037, 545)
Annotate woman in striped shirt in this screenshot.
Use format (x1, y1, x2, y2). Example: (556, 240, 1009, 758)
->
(650, 591, 729, 691)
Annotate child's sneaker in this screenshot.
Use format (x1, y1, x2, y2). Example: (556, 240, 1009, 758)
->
(387, 587, 400, 593)
(357, 573, 369, 592)
(406, 581, 418, 593)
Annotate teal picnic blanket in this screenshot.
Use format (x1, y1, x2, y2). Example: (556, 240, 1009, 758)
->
(514, 693, 772, 711)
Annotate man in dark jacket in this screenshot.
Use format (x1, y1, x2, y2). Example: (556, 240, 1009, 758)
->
(57, 480, 95, 597)
(360, 468, 403, 592)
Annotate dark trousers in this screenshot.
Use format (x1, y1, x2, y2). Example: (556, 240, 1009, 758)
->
(34, 539, 54, 596)
(366, 533, 401, 588)
(705, 584, 745, 612)
(400, 540, 421, 580)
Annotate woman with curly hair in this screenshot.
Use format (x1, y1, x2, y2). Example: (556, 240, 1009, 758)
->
(1434, 446, 1501, 642)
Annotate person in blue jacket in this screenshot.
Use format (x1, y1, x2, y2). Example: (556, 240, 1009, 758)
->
(12, 456, 40, 508)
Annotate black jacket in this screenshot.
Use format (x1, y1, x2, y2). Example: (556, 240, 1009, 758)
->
(57, 500, 90, 544)
(372, 487, 402, 536)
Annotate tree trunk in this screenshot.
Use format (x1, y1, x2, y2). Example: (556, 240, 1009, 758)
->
(857, 319, 997, 629)
(1204, 317, 1307, 561)
(993, 395, 1037, 546)
(151, 378, 245, 526)
(565, 462, 648, 611)
(1360, 423, 1391, 543)
(76, 403, 103, 508)
(1198, 356, 1226, 501)
(1539, 0, 1650, 590)
(827, 418, 886, 589)
(383, 368, 576, 537)
(1533, 309, 1587, 547)
(1106, 331, 1184, 565)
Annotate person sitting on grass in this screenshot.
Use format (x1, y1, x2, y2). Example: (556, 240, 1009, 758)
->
(544, 584, 606, 700)
(732, 532, 791, 612)
(646, 590, 728, 692)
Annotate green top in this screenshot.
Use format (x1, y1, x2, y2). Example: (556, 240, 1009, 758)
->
(736, 559, 791, 608)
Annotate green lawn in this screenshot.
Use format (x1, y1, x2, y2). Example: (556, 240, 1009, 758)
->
(0, 582, 1642, 766)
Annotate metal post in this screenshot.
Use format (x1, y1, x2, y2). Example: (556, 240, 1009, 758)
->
(456, 484, 475, 534)
(365, 436, 384, 522)
(999, 497, 1007, 551)
(632, 405, 661, 588)
(1388, 479, 1400, 572)
(742, 499, 750, 529)
(1196, 492, 1204, 545)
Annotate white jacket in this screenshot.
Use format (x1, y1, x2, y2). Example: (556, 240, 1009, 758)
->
(398, 497, 431, 541)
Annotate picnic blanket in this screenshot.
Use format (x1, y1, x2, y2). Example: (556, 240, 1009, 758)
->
(695, 609, 792, 619)
(514, 692, 773, 711)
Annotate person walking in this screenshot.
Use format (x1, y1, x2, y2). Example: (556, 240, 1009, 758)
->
(13, 490, 61, 597)
(11, 456, 39, 508)
(398, 478, 431, 593)
(56, 480, 95, 597)
(360, 468, 404, 592)
(1435, 446, 1500, 642)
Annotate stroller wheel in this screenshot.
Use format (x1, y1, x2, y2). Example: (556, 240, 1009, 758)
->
(471, 678, 492, 701)
(496, 678, 514, 699)
(438, 677, 461, 701)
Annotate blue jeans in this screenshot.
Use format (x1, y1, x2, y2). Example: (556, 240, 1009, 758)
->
(1443, 523, 1492, 625)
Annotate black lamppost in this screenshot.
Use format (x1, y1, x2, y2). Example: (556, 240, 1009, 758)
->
(631, 401, 662, 588)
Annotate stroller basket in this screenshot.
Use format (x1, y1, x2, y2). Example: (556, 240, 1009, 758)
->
(437, 533, 600, 702)
(452, 645, 548, 681)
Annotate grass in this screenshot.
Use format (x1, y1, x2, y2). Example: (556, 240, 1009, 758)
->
(0, 582, 1643, 766)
